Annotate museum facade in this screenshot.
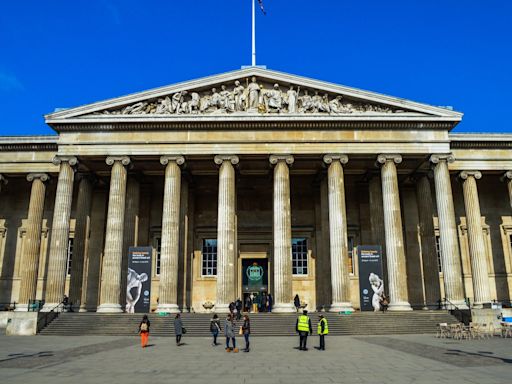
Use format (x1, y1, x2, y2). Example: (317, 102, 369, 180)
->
(1, 67, 511, 313)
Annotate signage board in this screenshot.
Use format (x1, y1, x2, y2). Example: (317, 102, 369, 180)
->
(126, 246, 152, 313)
(357, 245, 384, 312)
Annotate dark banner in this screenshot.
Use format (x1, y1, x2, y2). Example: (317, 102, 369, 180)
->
(126, 246, 152, 313)
(357, 246, 384, 312)
(242, 259, 268, 293)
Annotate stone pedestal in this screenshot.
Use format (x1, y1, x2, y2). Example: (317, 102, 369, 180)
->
(43, 157, 78, 311)
(270, 155, 295, 313)
(157, 156, 185, 313)
(214, 155, 238, 313)
(323, 154, 354, 312)
(6, 312, 39, 336)
(430, 155, 468, 309)
(97, 156, 130, 313)
(377, 154, 412, 311)
(16, 173, 49, 311)
(460, 171, 491, 308)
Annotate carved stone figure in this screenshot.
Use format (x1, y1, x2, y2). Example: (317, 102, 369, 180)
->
(233, 80, 246, 111)
(171, 91, 187, 114)
(329, 96, 344, 114)
(247, 77, 260, 111)
(210, 88, 221, 110)
(220, 85, 235, 112)
(123, 101, 147, 115)
(286, 86, 298, 113)
(156, 96, 172, 114)
(264, 83, 283, 112)
(186, 92, 200, 114)
(299, 90, 314, 113)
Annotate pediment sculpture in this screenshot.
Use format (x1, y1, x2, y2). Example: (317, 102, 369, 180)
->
(96, 77, 401, 116)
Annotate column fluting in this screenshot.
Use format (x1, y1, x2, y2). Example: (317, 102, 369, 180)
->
(323, 154, 354, 312)
(460, 170, 491, 308)
(270, 155, 295, 313)
(16, 173, 49, 310)
(377, 154, 412, 311)
(97, 156, 130, 313)
(505, 171, 512, 211)
(43, 156, 77, 311)
(214, 155, 238, 312)
(430, 154, 467, 308)
(157, 156, 185, 313)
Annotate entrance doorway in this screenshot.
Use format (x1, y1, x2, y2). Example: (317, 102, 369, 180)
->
(239, 255, 269, 312)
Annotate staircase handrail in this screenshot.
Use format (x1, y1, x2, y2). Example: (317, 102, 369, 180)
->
(0, 302, 17, 311)
(37, 302, 64, 332)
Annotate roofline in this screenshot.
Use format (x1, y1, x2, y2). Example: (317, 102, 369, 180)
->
(449, 133, 512, 142)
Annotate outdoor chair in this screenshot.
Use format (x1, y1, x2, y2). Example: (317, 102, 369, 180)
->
(436, 323, 450, 338)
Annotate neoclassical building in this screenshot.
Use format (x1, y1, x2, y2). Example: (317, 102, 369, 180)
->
(1, 67, 511, 313)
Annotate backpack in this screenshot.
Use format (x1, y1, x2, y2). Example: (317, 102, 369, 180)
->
(140, 322, 148, 332)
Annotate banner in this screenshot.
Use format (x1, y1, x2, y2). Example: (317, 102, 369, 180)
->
(126, 246, 152, 313)
(357, 246, 384, 311)
(242, 259, 268, 293)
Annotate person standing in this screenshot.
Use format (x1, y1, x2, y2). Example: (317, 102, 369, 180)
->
(267, 293, 273, 312)
(210, 314, 221, 346)
(224, 314, 238, 352)
(317, 314, 328, 351)
(138, 315, 150, 348)
(294, 294, 301, 312)
(174, 313, 184, 346)
(242, 315, 251, 352)
(296, 310, 312, 351)
(245, 295, 252, 313)
(235, 298, 243, 320)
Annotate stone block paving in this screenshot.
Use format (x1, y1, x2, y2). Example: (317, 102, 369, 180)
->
(0, 333, 510, 384)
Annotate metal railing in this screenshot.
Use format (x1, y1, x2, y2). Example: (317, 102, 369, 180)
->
(0, 302, 16, 311)
(36, 302, 64, 332)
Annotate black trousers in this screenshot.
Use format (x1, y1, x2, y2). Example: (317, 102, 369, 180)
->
(299, 332, 309, 350)
(319, 335, 325, 350)
(176, 335, 182, 344)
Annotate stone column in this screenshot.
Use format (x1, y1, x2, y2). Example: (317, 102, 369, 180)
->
(68, 174, 94, 310)
(460, 171, 491, 308)
(16, 173, 49, 310)
(323, 154, 354, 312)
(368, 173, 387, 285)
(42, 156, 78, 311)
(270, 155, 295, 313)
(377, 154, 412, 311)
(0, 174, 7, 193)
(415, 174, 441, 308)
(97, 156, 130, 313)
(504, 171, 512, 210)
(157, 155, 185, 313)
(214, 155, 238, 312)
(430, 154, 467, 308)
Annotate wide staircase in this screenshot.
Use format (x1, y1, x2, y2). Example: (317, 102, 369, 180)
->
(38, 311, 457, 337)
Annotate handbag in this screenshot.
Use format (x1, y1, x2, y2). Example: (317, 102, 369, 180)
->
(182, 327, 187, 334)
(238, 326, 243, 335)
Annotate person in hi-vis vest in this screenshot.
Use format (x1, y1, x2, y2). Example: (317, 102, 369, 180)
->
(317, 314, 329, 351)
(296, 310, 313, 351)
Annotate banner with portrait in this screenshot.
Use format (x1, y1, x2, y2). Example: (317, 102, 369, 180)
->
(127, 246, 152, 313)
(357, 246, 384, 312)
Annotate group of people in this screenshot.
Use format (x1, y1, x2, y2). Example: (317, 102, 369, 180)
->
(138, 309, 329, 352)
(243, 292, 273, 313)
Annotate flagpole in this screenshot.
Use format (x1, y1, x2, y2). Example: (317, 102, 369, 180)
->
(252, 0, 256, 66)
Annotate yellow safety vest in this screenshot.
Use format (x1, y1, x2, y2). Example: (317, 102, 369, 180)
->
(297, 315, 310, 332)
(317, 318, 329, 335)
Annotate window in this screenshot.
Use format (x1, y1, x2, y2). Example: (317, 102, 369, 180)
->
(348, 236, 354, 274)
(155, 237, 162, 276)
(292, 238, 308, 275)
(202, 239, 217, 276)
(435, 235, 442, 272)
(66, 238, 74, 275)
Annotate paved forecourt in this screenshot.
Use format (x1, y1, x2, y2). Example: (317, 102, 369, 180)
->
(0, 332, 511, 384)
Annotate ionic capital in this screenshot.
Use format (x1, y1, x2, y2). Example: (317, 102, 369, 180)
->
(26, 173, 50, 182)
(52, 155, 78, 167)
(105, 156, 131, 166)
(459, 170, 482, 180)
(430, 153, 455, 164)
(377, 154, 402, 165)
(503, 171, 512, 181)
(160, 155, 185, 166)
(323, 154, 348, 165)
(269, 154, 294, 166)
(214, 155, 239, 165)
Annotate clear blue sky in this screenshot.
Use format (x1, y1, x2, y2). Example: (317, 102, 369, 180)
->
(1, 0, 510, 135)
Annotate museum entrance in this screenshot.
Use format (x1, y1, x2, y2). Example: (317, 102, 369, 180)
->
(240, 255, 269, 313)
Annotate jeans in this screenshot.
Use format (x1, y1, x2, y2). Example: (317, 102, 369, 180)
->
(212, 330, 218, 344)
(226, 337, 236, 349)
(244, 333, 250, 350)
(319, 334, 325, 350)
(299, 332, 308, 350)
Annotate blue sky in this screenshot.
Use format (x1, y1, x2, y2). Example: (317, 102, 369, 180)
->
(0, 0, 510, 135)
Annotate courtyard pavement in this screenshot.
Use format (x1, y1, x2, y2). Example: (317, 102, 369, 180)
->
(0, 330, 511, 384)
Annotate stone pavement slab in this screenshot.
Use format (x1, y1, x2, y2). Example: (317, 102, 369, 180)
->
(0, 334, 510, 383)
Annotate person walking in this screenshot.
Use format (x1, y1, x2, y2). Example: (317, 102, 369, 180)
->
(242, 314, 251, 352)
(235, 298, 243, 320)
(210, 314, 221, 346)
(138, 314, 150, 348)
(224, 314, 238, 352)
(174, 313, 184, 346)
(294, 294, 301, 312)
(316, 314, 328, 351)
(296, 310, 312, 351)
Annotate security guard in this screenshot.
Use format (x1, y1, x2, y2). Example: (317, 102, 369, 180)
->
(296, 309, 312, 351)
(317, 314, 328, 351)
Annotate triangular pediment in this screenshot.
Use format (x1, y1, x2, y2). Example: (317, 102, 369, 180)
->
(45, 67, 462, 124)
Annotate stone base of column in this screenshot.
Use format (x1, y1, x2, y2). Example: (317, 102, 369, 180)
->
(388, 301, 413, 311)
(96, 303, 123, 313)
(272, 303, 296, 313)
(156, 304, 180, 313)
(329, 302, 354, 313)
(14, 304, 29, 312)
(41, 303, 64, 312)
(213, 303, 232, 314)
(79, 306, 89, 313)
